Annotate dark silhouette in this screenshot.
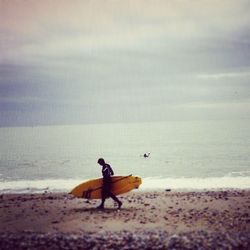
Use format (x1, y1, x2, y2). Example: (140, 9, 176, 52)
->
(143, 152, 150, 158)
(96, 158, 122, 210)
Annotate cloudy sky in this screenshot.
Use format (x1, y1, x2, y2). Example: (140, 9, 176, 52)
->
(0, 0, 250, 126)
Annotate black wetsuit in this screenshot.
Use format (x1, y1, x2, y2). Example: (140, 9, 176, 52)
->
(102, 163, 114, 197)
(99, 163, 121, 207)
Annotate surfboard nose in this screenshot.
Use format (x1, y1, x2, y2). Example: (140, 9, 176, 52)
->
(134, 176, 142, 189)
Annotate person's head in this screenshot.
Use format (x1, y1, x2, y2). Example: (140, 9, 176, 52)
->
(97, 158, 105, 166)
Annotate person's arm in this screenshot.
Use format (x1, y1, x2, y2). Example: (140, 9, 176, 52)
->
(108, 165, 114, 176)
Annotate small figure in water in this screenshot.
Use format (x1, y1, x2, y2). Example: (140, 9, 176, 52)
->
(96, 158, 122, 210)
(143, 152, 150, 158)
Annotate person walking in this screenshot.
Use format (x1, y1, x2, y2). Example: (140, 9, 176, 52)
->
(96, 158, 122, 209)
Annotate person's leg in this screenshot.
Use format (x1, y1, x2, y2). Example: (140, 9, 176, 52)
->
(96, 187, 107, 209)
(109, 192, 122, 209)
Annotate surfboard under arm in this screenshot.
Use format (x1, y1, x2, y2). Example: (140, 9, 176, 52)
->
(69, 175, 142, 199)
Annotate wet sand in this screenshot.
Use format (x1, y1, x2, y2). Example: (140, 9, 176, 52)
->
(0, 190, 250, 249)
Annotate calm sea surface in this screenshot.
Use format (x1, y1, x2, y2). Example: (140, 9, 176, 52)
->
(0, 120, 250, 192)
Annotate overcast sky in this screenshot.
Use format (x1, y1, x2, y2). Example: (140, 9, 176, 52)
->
(0, 0, 250, 126)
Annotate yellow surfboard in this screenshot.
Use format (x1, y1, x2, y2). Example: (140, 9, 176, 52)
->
(69, 175, 142, 199)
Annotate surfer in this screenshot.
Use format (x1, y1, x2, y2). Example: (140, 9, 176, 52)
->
(97, 158, 122, 210)
(143, 152, 150, 158)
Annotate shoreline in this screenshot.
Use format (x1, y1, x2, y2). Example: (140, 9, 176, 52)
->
(1, 175, 250, 192)
(0, 190, 250, 249)
(1, 186, 250, 194)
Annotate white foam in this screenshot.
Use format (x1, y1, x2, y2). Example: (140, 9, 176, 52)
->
(0, 176, 250, 193)
(0, 179, 86, 193)
(141, 176, 250, 190)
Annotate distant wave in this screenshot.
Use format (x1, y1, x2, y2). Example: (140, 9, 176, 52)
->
(225, 170, 250, 177)
(142, 176, 250, 190)
(0, 176, 250, 193)
(0, 179, 84, 193)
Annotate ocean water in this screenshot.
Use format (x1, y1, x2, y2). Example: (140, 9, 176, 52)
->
(0, 120, 250, 192)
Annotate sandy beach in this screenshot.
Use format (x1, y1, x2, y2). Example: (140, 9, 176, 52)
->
(0, 190, 250, 249)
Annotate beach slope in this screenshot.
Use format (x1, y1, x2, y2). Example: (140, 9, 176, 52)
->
(0, 190, 249, 249)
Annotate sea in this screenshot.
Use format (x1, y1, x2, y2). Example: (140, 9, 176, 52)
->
(0, 120, 250, 193)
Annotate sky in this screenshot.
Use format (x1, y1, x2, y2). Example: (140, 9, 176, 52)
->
(0, 0, 250, 126)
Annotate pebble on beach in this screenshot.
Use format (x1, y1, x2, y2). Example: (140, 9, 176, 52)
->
(0, 190, 250, 249)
